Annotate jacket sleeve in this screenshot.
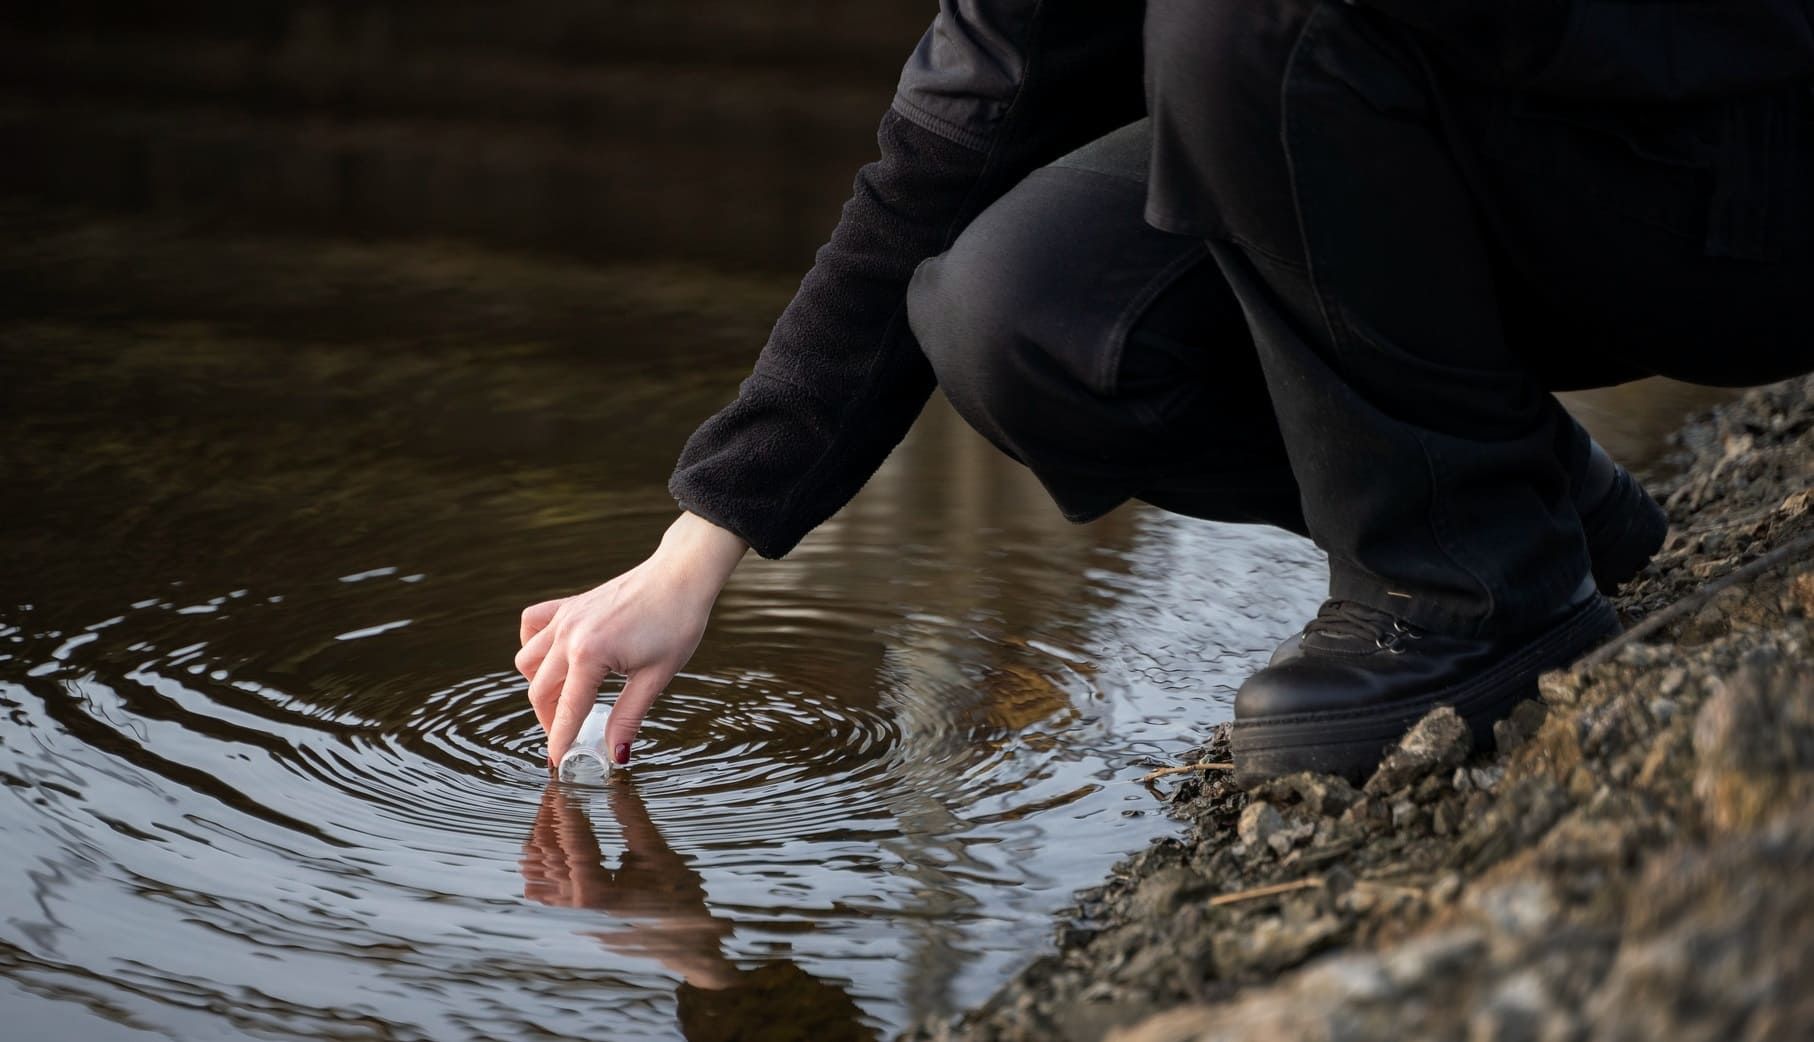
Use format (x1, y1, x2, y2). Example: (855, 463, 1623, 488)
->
(1358, 0, 1814, 101)
(668, 1, 1144, 559)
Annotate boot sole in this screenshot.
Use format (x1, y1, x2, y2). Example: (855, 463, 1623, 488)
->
(1230, 594, 1621, 786)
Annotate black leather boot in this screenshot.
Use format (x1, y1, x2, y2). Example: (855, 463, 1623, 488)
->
(1231, 576, 1619, 785)
(1268, 439, 1660, 668)
(1575, 437, 1668, 595)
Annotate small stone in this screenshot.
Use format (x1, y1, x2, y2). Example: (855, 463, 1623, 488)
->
(1465, 881, 1559, 941)
(1295, 953, 1398, 1004)
(1509, 700, 1549, 733)
(1367, 707, 1473, 794)
(1567, 766, 1598, 801)
(1494, 699, 1549, 753)
(1269, 821, 1315, 856)
(1430, 872, 1464, 905)
(1467, 971, 1551, 1042)
(1692, 649, 1814, 830)
(1380, 928, 1486, 987)
(1538, 670, 1585, 706)
(1254, 772, 1361, 816)
(1214, 914, 1347, 975)
(1238, 801, 1287, 851)
(1390, 799, 1421, 830)
(1128, 866, 1206, 921)
(1789, 570, 1814, 616)
(1469, 765, 1506, 792)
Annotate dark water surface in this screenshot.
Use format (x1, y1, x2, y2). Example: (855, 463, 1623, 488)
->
(0, 211, 1324, 1040)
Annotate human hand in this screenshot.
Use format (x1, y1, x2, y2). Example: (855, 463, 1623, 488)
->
(516, 512, 747, 767)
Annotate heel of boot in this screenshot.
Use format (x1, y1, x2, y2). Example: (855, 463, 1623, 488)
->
(1586, 468, 1668, 593)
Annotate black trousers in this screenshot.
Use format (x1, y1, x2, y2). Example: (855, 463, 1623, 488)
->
(908, 2, 1814, 637)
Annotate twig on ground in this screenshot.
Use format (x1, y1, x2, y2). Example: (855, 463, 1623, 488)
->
(1580, 528, 1814, 668)
(1140, 762, 1235, 783)
(1208, 877, 1322, 907)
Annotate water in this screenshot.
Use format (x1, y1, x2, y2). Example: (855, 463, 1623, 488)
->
(0, 210, 1325, 1040)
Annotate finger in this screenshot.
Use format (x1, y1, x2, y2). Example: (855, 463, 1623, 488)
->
(514, 623, 557, 682)
(546, 650, 608, 766)
(520, 598, 564, 646)
(605, 666, 674, 767)
(526, 641, 569, 739)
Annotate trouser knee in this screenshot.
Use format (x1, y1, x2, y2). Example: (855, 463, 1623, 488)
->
(906, 222, 1075, 470)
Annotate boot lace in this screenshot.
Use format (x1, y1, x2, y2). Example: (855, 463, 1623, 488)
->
(1304, 600, 1425, 653)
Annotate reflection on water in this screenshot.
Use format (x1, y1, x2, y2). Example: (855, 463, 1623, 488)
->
(0, 209, 1325, 1040)
(523, 779, 876, 1040)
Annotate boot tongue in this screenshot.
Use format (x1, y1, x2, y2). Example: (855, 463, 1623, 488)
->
(1300, 600, 1420, 653)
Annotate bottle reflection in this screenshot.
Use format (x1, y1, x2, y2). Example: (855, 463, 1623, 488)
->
(520, 778, 878, 1042)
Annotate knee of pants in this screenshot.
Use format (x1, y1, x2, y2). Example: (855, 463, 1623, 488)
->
(906, 219, 1077, 457)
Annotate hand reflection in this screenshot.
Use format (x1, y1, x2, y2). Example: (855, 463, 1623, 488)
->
(518, 778, 878, 1041)
(521, 776, 739, 989)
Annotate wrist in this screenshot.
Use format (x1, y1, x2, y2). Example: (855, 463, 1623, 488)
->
(655, 512, 748, 592)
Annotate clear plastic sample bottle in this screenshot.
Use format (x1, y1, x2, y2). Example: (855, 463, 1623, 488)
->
(556, 703, 614, 782)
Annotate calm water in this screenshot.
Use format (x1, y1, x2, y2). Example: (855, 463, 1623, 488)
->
(0, 212, 1325, 1041)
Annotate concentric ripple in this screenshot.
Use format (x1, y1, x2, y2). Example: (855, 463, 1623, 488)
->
(0, 498, 1324, 1042)
(1, 414, 1325, 1042)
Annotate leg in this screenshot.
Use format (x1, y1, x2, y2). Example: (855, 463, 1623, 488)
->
(910, 118, 1667, 588)
(1143, 1, 1788, 780)
(1146, 2, 1813, 626)
(907, 120, 1307, 534)
(1149, 0, 1590, 635)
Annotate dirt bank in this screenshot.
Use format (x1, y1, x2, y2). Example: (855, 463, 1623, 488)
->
(911, 375, 1814, 1042)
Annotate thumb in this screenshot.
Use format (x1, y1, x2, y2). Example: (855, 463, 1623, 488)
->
(605, 666, 674, 767)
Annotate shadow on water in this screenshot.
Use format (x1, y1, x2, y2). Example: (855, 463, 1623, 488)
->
(0, 205, 1328, 1039)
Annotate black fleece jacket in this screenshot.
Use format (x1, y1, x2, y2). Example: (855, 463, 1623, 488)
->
(669, 0, 1814, 559)
(668, 1, 1144, 558)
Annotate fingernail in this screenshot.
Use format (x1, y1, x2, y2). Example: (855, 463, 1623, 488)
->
(613, 742, 631, 766)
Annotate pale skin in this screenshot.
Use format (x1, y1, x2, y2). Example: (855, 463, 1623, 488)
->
(515, 511, 748, 768)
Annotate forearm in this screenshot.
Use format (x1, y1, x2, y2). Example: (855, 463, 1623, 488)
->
(670, 1, 1146, 559)
(667, 110, 977, 559)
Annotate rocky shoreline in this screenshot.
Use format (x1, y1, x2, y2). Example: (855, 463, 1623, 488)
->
(912, 375, 1814, 1042)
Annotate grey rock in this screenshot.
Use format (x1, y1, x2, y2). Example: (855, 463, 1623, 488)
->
(1467, 971, 1551, 1042)
(1496, 699, 1551, 754)
(1465, 881, 1559, 942)
(1127, 866, 1206, 922)
(1238, 801, 1287, 852)
(1469, 765, 1506, 792)
(1367, 706, 1473, 795)
(1381, 928, 1487, 987)
(1213, 914, 1347, 976)
(1254, 772, 1362, 817)
(1390, 799, 1422, 831)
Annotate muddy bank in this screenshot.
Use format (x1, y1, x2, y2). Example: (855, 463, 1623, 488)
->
(911, 375, 1814, 1042)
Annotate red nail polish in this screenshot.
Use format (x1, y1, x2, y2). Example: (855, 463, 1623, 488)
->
(613, 742, 631, 766)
